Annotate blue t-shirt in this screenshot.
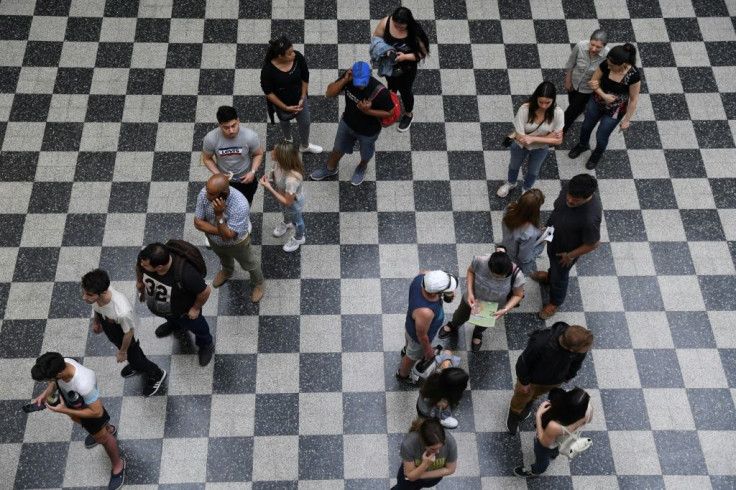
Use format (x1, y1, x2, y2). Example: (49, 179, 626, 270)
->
(405, 275, 445, 343)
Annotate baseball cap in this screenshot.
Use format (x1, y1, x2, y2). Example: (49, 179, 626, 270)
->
(352, 61, 371, 87)
(423, 270, 459, 294)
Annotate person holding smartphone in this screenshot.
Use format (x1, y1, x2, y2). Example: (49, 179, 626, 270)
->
(392, 418, 457, 489)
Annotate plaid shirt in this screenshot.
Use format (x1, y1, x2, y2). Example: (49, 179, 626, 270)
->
(194, 187, 250, 247)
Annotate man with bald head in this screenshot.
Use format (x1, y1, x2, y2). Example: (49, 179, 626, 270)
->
(194, 174, 265, 302)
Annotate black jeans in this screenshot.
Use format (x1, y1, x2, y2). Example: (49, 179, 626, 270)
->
(230, 179, 258, 207)
(99, 316, 161, 380)
(390, 464, 443, 490)
(387, 64, 417, 114)
(563, 90, 592, 134)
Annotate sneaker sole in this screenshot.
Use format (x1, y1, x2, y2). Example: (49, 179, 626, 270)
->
(144, 369, 167, 397)
(310, 172, 337, 181)
(120, 369, 137, 378)
(397, 125, 411, 133)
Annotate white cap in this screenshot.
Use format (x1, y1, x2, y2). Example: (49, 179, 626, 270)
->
(423, 270, 458, 294)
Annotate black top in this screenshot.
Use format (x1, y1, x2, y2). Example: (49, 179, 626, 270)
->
(141, 256, 207, 317)
(260, 50, 310, 107)
(382, 17, 418, 70)
(515, 322, 588, 386)
(546, 184, 602, 255)
(338, 73, 394, 136)
(599, 62, 640, 95)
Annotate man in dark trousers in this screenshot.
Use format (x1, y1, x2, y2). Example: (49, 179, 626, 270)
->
(532, 174, 602, 320)
(310, 61, 394, 186)
(136, 242, 215, 366)
(507, 322, 594, 434)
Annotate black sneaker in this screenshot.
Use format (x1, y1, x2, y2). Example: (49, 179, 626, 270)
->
(143, 369, 167, 397)
(513, 465, 537, 478)
(397, 114, 413, 132)
(585, 151, 602, 169)
(198, 343, 215, 367)
(120, 365, 137, 378)
(155, 322, 175, 338)
(568, 144, 588, 159)
(519, 402, 533, 420)
(108, 459, 125, 490)
(506, 410, 520, 435)
(85, 424, 117, 448)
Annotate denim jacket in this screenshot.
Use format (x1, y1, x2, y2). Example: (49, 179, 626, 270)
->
(370, 36, 396, 77)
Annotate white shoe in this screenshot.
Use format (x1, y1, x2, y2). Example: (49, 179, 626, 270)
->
(300, 143, 323, 154)
(283, 235, 306, 252)
(440, 417, 459, 429)
(496, 181, 517, 198)
(204, 236, 211, 248)
(273, 221, 293, 237)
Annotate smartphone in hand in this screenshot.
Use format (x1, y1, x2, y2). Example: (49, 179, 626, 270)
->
(21, 403, 46, 413)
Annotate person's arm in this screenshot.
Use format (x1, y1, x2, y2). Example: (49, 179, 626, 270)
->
(298, 80, 308, 109)
(566, 352, 587, 381)
(259, 175, 296, 207)
(188, 285, 211, 320)
(48, 396, 105, 419)
(135, 258, 145, 302)
(465, 267, 476, 306)
(557, 240, 601, 267)
(495, 286, 523, 319)
(536, 402, 563, 446)
(413, 307, 437, 360)
(515, 337, 543, 386)
(325, 71, 351, 98)
(240, 144, 264, 184)
(31, 380, 57, 406)
(356, 97, 393, 119)
(201, 151, 220, 175)
(619, 81, 641, 131)
(193, 197, 238, 240)
(372, 16, 388, 37)
(117, 328, 134, 362)
(564, 45, 579, 91)
(420, 461, 457, 479)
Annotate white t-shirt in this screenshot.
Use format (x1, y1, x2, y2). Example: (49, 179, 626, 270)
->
(57, 358, 100, 406)
(513, 104, 564, 150)
(273, 161, 304, 201)
(92, 286, 137, 334)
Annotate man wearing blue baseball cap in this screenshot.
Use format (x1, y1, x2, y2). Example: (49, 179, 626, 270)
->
(310, 61, 395, 186)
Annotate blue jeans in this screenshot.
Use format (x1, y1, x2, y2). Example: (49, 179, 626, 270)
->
(547, 247, 576, 306)
(507, 142, 550, 190)
(531, 437, 559, 474)
(578, 97, 622, 154)
(282, 195, 305, 239)
(391, 464, 442, 490)
(164, 313, 213, 347)
(332, 118, 380, 163)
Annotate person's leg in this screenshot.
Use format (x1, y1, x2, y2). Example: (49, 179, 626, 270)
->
(278, 117, 293, 141)
(125, 338, 162, 379)
(207, 240, 236, 275)
(329, 119, 355, 170)
(286, 196, 305, 240)
(295, 100, 311, 147)
(509, 379, 535, 416)
(87, 413, 124, 474)
(576, 98, 604, 149)
(100, 316, 124, 348)
(547, 248, 573, 306)
(398, 334, 423, 377)
(231, 236, 265, 286)
(449, 298, 472, 329)
(592, 113, 621, 155)
(171, 313, 213, 347)
(357, 131, 379, 165)
(397, 69, 417, 116)
(530, 437, 553, 475)
(521, 147, 550, 190)
(506, 142, 527, 184)
(563, 91, 590, 134)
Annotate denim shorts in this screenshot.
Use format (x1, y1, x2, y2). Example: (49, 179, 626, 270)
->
(332, 118, 380, 162)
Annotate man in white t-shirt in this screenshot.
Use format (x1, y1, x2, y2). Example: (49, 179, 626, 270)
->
(31, 352, 125, 490)
(82, 268, 167, 397)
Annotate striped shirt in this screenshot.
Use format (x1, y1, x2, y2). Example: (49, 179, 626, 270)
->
(194, 187, 250, 247)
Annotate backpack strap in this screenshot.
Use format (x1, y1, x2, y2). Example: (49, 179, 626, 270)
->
(173, 255, 185, 290)
(510, 266, 519, 289)
(369, 83, 386, 102)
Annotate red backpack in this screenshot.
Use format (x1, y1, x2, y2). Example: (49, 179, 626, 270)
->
(369, 84, 401, 127)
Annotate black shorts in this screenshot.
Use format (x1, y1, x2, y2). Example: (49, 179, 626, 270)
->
(79, 407, 110, 435)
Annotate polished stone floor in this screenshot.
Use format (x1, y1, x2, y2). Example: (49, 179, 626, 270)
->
(1, 0, 736, 488)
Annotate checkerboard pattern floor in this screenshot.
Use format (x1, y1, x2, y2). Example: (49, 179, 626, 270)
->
(1, 0, 736, 488)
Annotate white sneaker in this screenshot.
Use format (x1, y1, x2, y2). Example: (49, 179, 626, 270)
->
(496, 181, 517, 198)
(440, 417, 459, 429)
(300, 143, 323, 154)
(204, 236, 211, 248)
(273, 221, 293, 237)
(283, 235, 306, 252)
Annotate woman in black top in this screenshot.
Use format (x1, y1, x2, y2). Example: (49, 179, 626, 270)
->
(568, 43, 641, 169)
(372, 7, 429, 132)
(261, 37, 322, 154)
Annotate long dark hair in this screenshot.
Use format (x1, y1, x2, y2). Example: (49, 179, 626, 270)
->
(526, 81, 558, 124)
(419, 367, 469, 411)
(264, 36, 293, 63)
(607, 43, 637, 66)
(540, 387, 590, 430)
(391, 7, 430, 60)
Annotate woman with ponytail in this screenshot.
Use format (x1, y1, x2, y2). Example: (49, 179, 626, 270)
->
(260, 37, 322, 154)
(568, 43, 641, 169)
(392, 418, 457, 489)
(372, 7, 430, 132)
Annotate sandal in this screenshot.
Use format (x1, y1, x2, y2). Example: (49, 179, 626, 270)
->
(471, 333, 483, 352)
(437, 323, 456, 340)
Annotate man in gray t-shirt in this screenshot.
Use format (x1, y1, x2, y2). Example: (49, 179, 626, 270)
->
(202, 105, 264, 205)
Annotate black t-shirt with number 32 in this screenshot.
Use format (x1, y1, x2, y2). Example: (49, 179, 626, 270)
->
(141, 257, 207, 317)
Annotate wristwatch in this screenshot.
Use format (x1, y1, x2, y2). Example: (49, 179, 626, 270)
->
(217, 218, 226, 225)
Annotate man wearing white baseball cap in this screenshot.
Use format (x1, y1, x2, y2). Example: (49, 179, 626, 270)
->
(396, 270, 458, 381)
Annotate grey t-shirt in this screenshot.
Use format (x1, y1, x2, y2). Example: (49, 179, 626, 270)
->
(467, 254, 525, 304)
(399, 431, 457, 471)
(501, 220, 542, 266)
(202, 126, 261, 180)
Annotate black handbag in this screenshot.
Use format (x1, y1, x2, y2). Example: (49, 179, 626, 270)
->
(502, 134, 514, 147)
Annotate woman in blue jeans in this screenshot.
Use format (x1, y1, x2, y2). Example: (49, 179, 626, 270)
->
(497, 81, 564, 198)
(514, 387, 594, 478)
(568, 43, 641, 169)
(260, 140, 307, 252)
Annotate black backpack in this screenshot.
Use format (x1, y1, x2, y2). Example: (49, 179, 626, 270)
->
(165, 239, 207, 289)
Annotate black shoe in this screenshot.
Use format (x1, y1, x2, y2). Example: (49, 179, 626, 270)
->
(585, 151, 602, 169)
(120, 365, 137, 378)
(395, 369, 412, 382)
(519, 402, 533, 420)
(198, 343, 215, 367)
(437, 323, 455, 340)
(513, 465, 538, 478)
(143, 369, 167, 397)
(568, 144, 588, 159)
(108, 459, 125, 490)
(397, 114, 413, 132)
(155, 322, 175, 338)
(506, 410, 520, 435)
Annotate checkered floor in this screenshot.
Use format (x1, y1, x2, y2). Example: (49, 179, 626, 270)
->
(1, 0, 736, 488)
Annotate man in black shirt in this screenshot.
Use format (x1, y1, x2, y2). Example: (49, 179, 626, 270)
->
(532, 174, 602, 319)
(136, 243, 215, 366)
(310, 61, 394, 186)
